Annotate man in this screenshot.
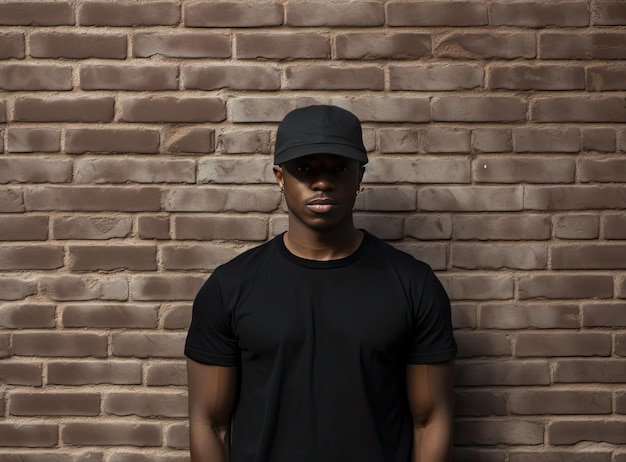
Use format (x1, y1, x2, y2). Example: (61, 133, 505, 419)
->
(185, 105, 457, 462)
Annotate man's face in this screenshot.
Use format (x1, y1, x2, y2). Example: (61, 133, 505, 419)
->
(273, 154, 365, 233)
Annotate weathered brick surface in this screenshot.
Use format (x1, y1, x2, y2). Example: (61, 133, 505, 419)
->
(1, 1, 623, 458)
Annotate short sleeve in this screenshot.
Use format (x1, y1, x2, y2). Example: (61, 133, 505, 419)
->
(184, 270, 240, 366)
(407, 268, 457, 364)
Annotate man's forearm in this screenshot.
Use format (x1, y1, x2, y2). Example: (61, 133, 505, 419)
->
(412, 415, 453, 462)
(190, 422, 230, 462)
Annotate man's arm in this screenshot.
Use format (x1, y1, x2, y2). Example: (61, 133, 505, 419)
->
(187, 359, 237, 462)
(407, 361, 455, 462)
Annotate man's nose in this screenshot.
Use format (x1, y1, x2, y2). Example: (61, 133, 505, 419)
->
(311, 172, 334, 190)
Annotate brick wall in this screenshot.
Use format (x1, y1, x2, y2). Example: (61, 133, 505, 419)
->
(1, 1, 625, 460)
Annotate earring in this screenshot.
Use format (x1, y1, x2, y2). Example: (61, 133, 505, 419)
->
(280, 186, 284, 194)
(356, 185, 363, 195)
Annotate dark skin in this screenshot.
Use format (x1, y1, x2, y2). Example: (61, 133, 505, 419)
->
(187, 153, 454, 462)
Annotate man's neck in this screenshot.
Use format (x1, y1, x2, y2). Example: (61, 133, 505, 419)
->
(283, 226, 364, 261)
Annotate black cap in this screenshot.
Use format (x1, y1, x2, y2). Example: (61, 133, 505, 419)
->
(274, 105, 368, 165)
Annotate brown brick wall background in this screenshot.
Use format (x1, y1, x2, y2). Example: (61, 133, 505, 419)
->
(1, 0, 625, 460)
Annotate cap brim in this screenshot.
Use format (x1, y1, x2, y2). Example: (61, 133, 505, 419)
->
(274, 142, 368, 165)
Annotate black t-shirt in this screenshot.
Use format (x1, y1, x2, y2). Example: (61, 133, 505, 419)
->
(185, 231, 457, 462)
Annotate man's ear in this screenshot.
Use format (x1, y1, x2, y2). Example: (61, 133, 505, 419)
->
(358, 164, 366, 184)
(273, 165, 284, 188)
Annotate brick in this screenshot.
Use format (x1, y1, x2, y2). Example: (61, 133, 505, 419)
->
(166, 127, 215, 154)
(0, 276, 37, 301)
(285, 65, 383, 90)
(184, 64, 279, 91)
(472, 128, 512, 153)
(481, 304, 580, 329)
(112, 332, 185, 358)
(66, 128, 160, 154)
(490, 65, 584, 91)
(336, 33, 430, 60)
(0, 157, 72, 184)
(238, 33, 330, 59)
(62, 304, 158, 328)
(388, 1, 487, 26)
(581, 158, 626, 183)
(587, 65, 626, 91)
(8, 128, 60, 153)
(519, 275, 613, 299)
(549, 421, 626, 445)
(510, 390, 610, 415)
(230, 97, 321, 122)
(0, 216, 48, 240)
(337, 98, 431, 123)
(109, 453, 187, 462)
(554, 214, 599, 240)
(455, 331, 511, 357)
(0, 453, 103, 462)
(133, 32, 231, 58)
(52, 216, 132, 240)
(455, 391, 507, 416)
(365, 158, 469, 184)
(62, 422, 162, 447)
(198, 158, 275, 184)
(405, 214, 452, 240)
(0, 423, 57, 447)
(13, 97, 114, 122)
(390, 64, 483, 91)
(452, 243, 547, 270)
(553, 244, 626, 269)
(69, 245, 157, 271)
(79, 1, 180, 26)
(454, 449, 505, 462)
(379, 129, 419, 153)
(582, 128, 616, 152)
(0, 303, 56, 328)
(184, 2, 283, 27)
(0, 32, 25, 59)
(353, 215, 404, 240)
(30, 32, 126, 59)
(120, 96, 225, 123)
(438, 274, 514, 300)
(138, 216, 170, 240)
(426, 128, 472, 153)
(450, 301, 477, 329)
(25, 186, 161, 212)
(287, 2, 383, 26)
(514, 127, 580, 152)
(0, 246, 64, 270)
(604, 214, 626, 239)
(533, 97, 626, 123)
(40, 275, 128, 301)
(174, 215, 268, 241)
(517, 332, 611, 357)
(75, 158, 196, 184)
(0, 2, 73, 26)
(524, 186, 626, 210)
(435, 32, 535, 59)
(80, 65, 178, 91)
(48, 360, 142, 385)
(0, 189, 23, 212)
(10, 392, 100, 416)
(354, 187, 415, 212)
(433, 96, 527, 122)
(491, 1, 589, 27)
(0, 362, 42, 386)
(146, 361, 187, 386)
(511, 453, 610, 462)
(166, 424, 189, 450)
(161, 244, 240, 271)
(12, 333, 107, 357)
(555, 359, 626, 383)
(104, 392, 187, 417)
(0, 64, 72, 91)
(540, 33, 626, 59)
(583, 302, 626, 327)
(218, 129, 270, 154)
(131, 275, 205, 301)
(419, 186, 523, 212)
(162, 304, 191, 330)
(0, 102, 5, 123)
(594, 1, 626, 25)
(474, 157, 575, 184)
(455, 420, 544, 446)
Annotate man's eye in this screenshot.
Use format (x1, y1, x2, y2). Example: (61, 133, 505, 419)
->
(295, 164, 311, 172)
(335, 164, 349, 172)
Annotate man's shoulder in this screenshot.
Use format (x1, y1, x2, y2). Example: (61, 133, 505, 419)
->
(365, 231, 433, 274)
(216, 235, 279, 275)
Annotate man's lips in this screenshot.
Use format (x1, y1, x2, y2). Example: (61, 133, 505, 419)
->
(306, 197, 337, 212)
